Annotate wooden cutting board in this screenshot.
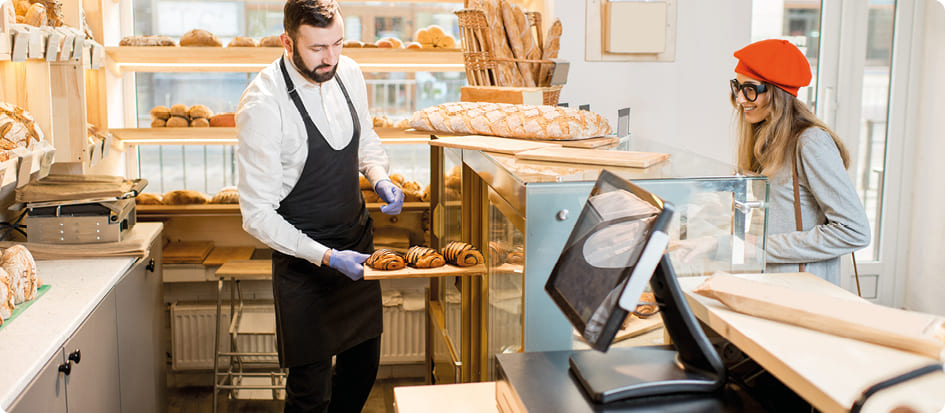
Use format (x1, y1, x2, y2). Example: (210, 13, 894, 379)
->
(163, 241, 214, 264)
(214, 260, 272, 280)
(514, 147, 670, 168)
(428, 135, 560, 155)
(364, 263, 486, 280)
(613, 316, 664, 342)
(203, 246, 256, 266)
(514, 135, 621, 149)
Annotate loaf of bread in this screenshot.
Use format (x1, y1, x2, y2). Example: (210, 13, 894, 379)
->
(389, 173, 405, 187)
(169, 104, 188, 118)
(259, 35, 282, 47)
(405, 246, 445, 268)
(227, 36, 256, 47)
(410, 102, 612, 140)
(404, 41, 421, 49)
(163, 189, 209, 205)
(135, 192, 164, 205)
(210, 187, 239, 204)
(119, 35, 175, 46)
(2, 245, 39, 304)
(209, 113, 235, 127)
(0, 268, 14, 321)
(506, 247, 523, 265)
(538, 19, 562, 87)
(366, 249, 406, 271)
(0, 103, 44, 154)
(24, 3, 45, 27)
(343, 40, 363, 48)
(180, 29, 222, 47)
(441, 241, 484, 267)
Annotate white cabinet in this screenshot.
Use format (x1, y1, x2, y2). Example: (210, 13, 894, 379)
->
(6, 349, 67, 413)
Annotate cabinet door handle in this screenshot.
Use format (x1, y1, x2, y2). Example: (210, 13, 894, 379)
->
(68, 349, 81, 364)
(146, 259, 156, 272)
(58, 361, 71, 376)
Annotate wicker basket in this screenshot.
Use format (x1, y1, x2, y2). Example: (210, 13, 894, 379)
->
(455, 7, 559, 101)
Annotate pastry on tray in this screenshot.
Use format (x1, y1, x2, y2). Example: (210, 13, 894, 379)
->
(405, 246, 445, 269)
(440, 241, 483, 267)
(366, 249, 406, 271)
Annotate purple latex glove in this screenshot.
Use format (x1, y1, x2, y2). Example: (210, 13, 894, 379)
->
(375, 179, 404, 215)
(328, 249, 370, 281)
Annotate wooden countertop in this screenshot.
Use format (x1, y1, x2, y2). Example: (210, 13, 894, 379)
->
(679, 273, 945, 413)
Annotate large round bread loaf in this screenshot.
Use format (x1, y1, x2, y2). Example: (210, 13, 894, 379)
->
(2, 245, 39, 304)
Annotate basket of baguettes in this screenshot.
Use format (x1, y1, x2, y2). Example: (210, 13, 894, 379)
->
(456, 0, 563, 105)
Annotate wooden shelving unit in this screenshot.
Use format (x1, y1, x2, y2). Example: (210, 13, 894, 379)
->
(105, 46, 464, 73)
(109, 126, 436, 145)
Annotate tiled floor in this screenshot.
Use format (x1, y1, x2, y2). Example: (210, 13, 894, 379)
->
(168, 376, 427, 413)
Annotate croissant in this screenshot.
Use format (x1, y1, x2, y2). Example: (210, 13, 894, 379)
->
(366, 249, 406, 271)
(405, 246, 445, 268)
(506, 247, 524, 265)
(441, 241, 483, 267)
(489, 241, 508, 266)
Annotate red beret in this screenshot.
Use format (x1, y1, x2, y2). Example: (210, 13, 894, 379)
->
(733, 39, 811, 97)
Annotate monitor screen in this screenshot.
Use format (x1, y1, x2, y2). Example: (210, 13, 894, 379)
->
(545, 170, 674, 351)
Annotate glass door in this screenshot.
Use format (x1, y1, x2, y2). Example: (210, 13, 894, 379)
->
(750, 0, 910, 303)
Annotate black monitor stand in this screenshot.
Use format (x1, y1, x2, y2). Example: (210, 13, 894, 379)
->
(568, 255, 725, 404)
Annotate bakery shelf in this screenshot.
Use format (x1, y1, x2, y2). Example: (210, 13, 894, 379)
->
(105, 46, 464, 73)
(111, 127, 435, 145)
(137, 202, 429, 217)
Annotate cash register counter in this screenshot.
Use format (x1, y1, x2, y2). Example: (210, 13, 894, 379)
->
(394, 273, 945, 413)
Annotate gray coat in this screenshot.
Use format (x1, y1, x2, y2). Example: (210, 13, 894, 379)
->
(763, 127, 871, 285)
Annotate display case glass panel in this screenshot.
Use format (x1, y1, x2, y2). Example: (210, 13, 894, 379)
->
(485, 192, 525, 378)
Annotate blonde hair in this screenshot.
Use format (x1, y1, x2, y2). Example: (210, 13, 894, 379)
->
(732, 86, 850, 176)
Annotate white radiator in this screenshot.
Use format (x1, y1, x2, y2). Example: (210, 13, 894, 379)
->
(170, 301, 426, 371)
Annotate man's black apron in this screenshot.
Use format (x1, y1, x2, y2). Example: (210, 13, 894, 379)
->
(271, 57, 382, 368)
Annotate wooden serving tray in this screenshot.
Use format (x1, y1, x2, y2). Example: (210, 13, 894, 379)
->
(203, 246, 256, 266)
(364, 263, 486, 280)
(515, 147, 670, 168)
(164, 241, 214, 264)
(429, 135, 560, 155)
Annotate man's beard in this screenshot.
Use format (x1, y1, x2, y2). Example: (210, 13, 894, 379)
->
(292, 44, 338, 84)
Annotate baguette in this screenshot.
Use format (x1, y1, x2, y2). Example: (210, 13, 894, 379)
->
(500, 1, 535, 87)
(120, 35, 176, 46)
(410, 101, 612, 140)
(479, 0, 523, 86)
(539, 19, 562, 87)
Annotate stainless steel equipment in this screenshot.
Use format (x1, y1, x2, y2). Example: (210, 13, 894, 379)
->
(26, 197, 136, 243)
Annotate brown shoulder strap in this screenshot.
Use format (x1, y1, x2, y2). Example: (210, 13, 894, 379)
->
(792, 145, 806, 273)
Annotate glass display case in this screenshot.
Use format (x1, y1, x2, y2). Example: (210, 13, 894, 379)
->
(428, 137, 770, 381)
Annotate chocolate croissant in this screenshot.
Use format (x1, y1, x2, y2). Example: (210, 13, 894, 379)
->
(366, 249, 406, 271)
(405, 246, 445, 268)
(489, 241, 508, 265)
(441, 241, 483, 267)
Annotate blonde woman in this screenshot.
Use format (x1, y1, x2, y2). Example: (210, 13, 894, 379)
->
(675, 39, 870, 285)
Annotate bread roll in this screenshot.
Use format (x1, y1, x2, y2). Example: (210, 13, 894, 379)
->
(135, 192, 164, 205)
(2, 245, 39, 304)
(180, 29, 222, 47)
(14, 0, 30, 17)
(421, 185, 431, 203)
(366, 249, 406, 271)
(405, 246, 445, 268)
(169, 104, 188, 118)
(227, 36, 256, 47)
(415, 28, 433, 47)
(441, 241, 484, 267)
(389, 173, 405, 187)
(209, 113, 235, 127)
(539, 19, 562, 87)
(165, 116, 189, 127)
(361, 189, 380, 203)
(437, 35, 456, 49)
(410, 102, 612, 140)
(119, 35, 175, 46)
(506, 247, 524, 265)
(150, 118, 166, 128)
(150, 105, 171, 120)
(188, 104, 213, 119)
(633, 292, 659, 317)
(404, 41, 421, 49)
(190, 118, 210, 127)
(210, 187, 239, 204)
(375, 38, 394, 48)
(489, 241, 508, 265)
(163, 189, 209, 205)
(259, 35, 282, 47)
(343, 40, 363, 48)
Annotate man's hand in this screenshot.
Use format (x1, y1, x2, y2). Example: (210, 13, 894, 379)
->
(375, 179, 404, 215)
(327, 249, 370, 281)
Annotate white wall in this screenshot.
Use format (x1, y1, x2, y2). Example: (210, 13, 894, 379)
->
(903, 0, 945, 315)
(554, 1, 751, 165)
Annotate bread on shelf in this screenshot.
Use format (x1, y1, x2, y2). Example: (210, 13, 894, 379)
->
(209, 187, 239, 204)
(259, 35, 282, 47)
(227, 36, 257, 47)
(209, 113, 235, 127)
(163, 189, 210, 205)
(135, 192, 164, 205)
(180, 29, 222, 47)
(119, 35, 176, 47)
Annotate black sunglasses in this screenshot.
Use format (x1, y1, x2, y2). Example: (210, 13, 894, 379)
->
(730, 79, 769, 102)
